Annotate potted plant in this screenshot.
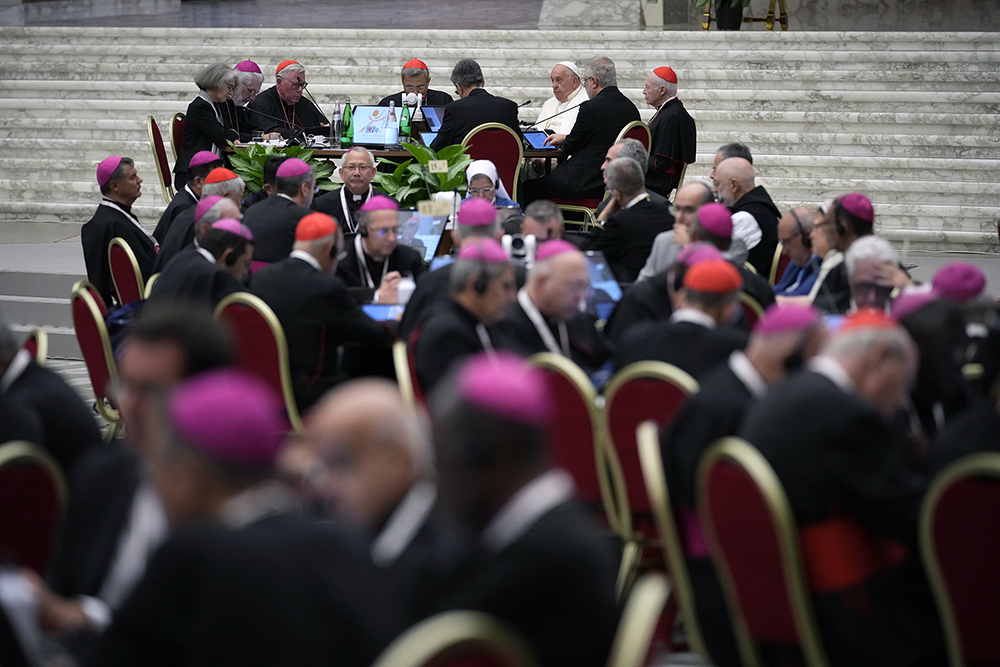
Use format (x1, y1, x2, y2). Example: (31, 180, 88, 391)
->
(227, 142, 337, 193)
(695, 0, 750, 30)
(374, 143, 473, 208)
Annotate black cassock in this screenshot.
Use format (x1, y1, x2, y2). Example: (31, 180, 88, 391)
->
(493, 299, 612, 376)
(603, 269, 674, 345)
(248, 86, 329, 137)
(146, 248, 242, 310)
(152, 186, 197, 244)
(614, 318, 748, 379)
(81, 200, 157, 307)
(311, 186, 389, 236)
(243, 195, 313, 264)
(646, 97, 697, 199)
(336, 242, 426, 291)
(153, 206, 198, 274)
(413, 299, 489, 394)
(582, 198, 674, 284)
(378, 89, 454, 108)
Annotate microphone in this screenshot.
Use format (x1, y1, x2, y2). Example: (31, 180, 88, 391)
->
(297, 77, 330, 126)
(525, 104, 579, 130)
(518, 99, 533, 108)
(247, 106, 306, 130)
(403, 92, 419, 106)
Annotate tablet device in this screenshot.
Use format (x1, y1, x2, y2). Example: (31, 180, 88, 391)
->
(523, 131, 557, 150)
(584, 251, 623, 321)
(419, 132, 437, 147)
(362, 304, 404, 321)
(397, 209, 448, 263)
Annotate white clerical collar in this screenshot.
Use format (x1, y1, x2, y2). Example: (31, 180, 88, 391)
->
(624, 193, 650, 210)
(195, 247, 215, 264)
(670, 308, 717, 329)
(219, 480, 295, 529)
(277, 193, 297, 204)
(184, 184, 199, 202)
(808, 355, 855, 393)
(517, 289, 570, 357)
(290, 249, 322, 272)
(481, 469, 574, 552)
(371, 481, 437, 568)
(727, 350, 767, 399)
(0, 348, 31, 394)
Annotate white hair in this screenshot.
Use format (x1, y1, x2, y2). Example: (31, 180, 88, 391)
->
(844, 235, 898, 279)
(277, 62, 306, 78)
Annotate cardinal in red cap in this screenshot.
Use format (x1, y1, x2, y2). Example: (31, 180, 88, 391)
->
(642, 65, 697, 200)
(247, 59, 329, 138)
(377, 57, 455, 108)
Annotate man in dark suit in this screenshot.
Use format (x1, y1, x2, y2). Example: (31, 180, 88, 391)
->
(423, 352, 619, 667)
(582, 157, 673, 283)
(152, 150, 221, 244)
(378, 58, 453, 108)
(523, 56, 640, 204)
(739, 310, 943, 667)
(312, 147, 389, 236)
(430, 59, 522, 151)
(243, 158, 315, 264)
(81, 157, 158, 308)
(642, 66, 696, 199)
(615, 259, 747, 377)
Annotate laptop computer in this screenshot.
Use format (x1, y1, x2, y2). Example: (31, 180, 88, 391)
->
(418, 131, 437, 147)
(362, 304, 404, 321)
(352, 106, 401, 147)
(397, 209, 449, 263)
(584, 250, 623, 321)
(422, 107, 445, 131)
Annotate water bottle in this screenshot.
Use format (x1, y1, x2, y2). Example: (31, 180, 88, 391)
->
(384, 101, 399, 149)
(400, 101, 412, 141)
(341, 99, 353, 149)
(331, 101, 342, 148)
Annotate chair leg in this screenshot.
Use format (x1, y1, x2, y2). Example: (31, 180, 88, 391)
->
(779, 0, 788, 29)
(766, 0, 776, 29)
(616, 539, 642, 601)
(702, 4, 711, 30)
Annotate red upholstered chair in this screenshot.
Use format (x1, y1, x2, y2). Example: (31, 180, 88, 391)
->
(461, 123, 523, 202)
(22, 326, 48, 365)
(142, 273, 160, 299)
(617, 120, 651, 152)
(214, 292, 303, 433)
(550, 196, 602, 231)
(146, 115, 175, 204)
(71, 284, 120, 438)
(921, 452, 1000, 667)
(73, 279, 107, 318)
(0, 441, 66, 574)
(606, 572, 671, 667)
(740, 292, 765, 329)
(603, 362, 699, 594)
(169, 112, 186, 164)
(370, 610, 538, 667)
(697, 437, 830, 667)
(108, 237, 146, 306)
(770, 242, 789, 287)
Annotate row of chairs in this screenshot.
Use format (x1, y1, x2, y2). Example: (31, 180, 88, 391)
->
(147, 113, 185, 205)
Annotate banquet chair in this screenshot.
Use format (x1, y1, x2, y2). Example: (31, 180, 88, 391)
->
(214, 292, 303, 433)
(371, 610, 538, 667)
(769, 242, 788, 286)
(143, 273, 160, 299)
(71, 283, 121, 439)
(701, 0, 788, 30)
(618, 120, 651, 152)
(606, 572, 670, 667)
(108, 237, 146, 306)
(462, 123, 524, 202)
(21, 327, 48, 365)
(0, 441, 66, 574)
(920, 452, 1000, 667)
(146, 115, 175, 204)
(169, 112, 186, 163)
(393, 340, 416, 409)
(698, 437, 830, 667)
(72, 279, 107, 318)
(740, 293, 765, 329)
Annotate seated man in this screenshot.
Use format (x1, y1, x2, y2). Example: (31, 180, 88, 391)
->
(146, 219, 252, 308)
(378, 58, 453, 107)
(312, 147, 389, 236)
(152, 150, 221, 243)
(244, 158, 315, 264)
(414, 239, 515, 393)
(713, 157, 780, 276)
(773, 207, 823, 298)
(642, 66, 696, 199)
(583, 157, 673, 283)
(81, 157, 157, 308)
(739, 311, 943, 667)
(844, 235, 904, 314)
(637, 181, 715, 281)
(615, 259, 748, 378)
(494, 240, 611, 375)
(336, 195, 426, 302)
(595, 138, 669, 222)
(531, 61, 587, 135)
(241, 155, 287, 212)
(520, 199, 565, 241)
(423, 353, 619, 667)
(430, 59, 522, 152)
(230, 60, 263, 142)
(253, 213, 396, 412)
(249, 60, 329, 137)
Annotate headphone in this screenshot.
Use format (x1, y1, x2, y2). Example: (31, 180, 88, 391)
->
(790, 209, 812, 249)
(832, 197, 846, 237)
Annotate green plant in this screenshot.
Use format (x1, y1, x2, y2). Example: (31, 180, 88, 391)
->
(373, 143, 473, 208)
(693, 0, 750, 8)
(227, 142, 337, 193)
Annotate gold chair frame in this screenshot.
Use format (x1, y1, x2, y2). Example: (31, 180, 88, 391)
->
(24, 327, 48, 366)
(615, 120, 652, 151)
(214, 292, 303, 433)
(143, 273, 160, 299)
(146, 115, 175, 204)
(108, 237, 146, 306)
(0, 440, 67, 504)
(740, 292, 765, 319)
(461, 122, 524, 202)
(70, 284, 121, 439)
(919, 452, 1000, 667)
(697, 437, 830, 667)
(393, 340, 416, 409)
(607, 572, 671, 667)
(636, 419, 712, 661)
(371, 610, 539, 667)
(169, 112, 185, 164)
(702, 0, 789, 31)
(768, 241, 785, 286)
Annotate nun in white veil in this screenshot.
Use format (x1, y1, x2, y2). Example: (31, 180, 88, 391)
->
(463, 160, 520, 211)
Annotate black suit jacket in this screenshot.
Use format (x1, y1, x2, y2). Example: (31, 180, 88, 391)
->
(413, 299, 488, 394)
(152, 187, 197, 244)
(81, 201, 157, 307)
(614, 318, 748, 378)
(336, 242, 426, 290)
(243, 195, 313, 263)
(430, 88, 522, 151)
(146, 248, 242, 310)
(493, 299, 611, 375)
(548, 86, 640, 200)
(252, 257, 395, 411)
(584, 197, 673, 283)
(931, 397, 1000, 472)
(311, 186, 389, 234)
(153, 207, 198, 274)
(378, 90, 453, 108)
(603, 269, 674, 345)
(173, 97, 236, 176)
(646, 97, 696, 198)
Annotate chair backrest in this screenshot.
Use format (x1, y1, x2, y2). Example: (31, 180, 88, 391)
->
(461, 123, 524, 202)
(636, 420, 711, 661)
(169, 112, 186, 164)
(214, 292, 303, 432)
(697, 437, 830, 667)
(70, 284, 119, 428)
(108, 237, 145, 306)
(606, 572, 670, 667)
(603, 362, 698, 518)
(920, 452, 1000, 667)
(769, 242, 788, 286)
(0, 441, 66, 574)
(22, 327, 48, 365)
(143, 272, 160, 299)
(393, 340, 416, 409)
(146, 115, 174, 204)
(739, 292, 765, 329)
(72, 279, 107, 317)
(371, 610, 538, 667)
(615, 120, 651, 152)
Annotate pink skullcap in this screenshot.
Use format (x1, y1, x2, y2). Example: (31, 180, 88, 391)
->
(457, 352, 553, 428)
(403, 58, 428, 71)
(837, 193, 874, 223)
(457, 197, 496, 227)
(168, 369, 285, 468)
(653, 66, 677, 84)
(535, 239, 579, 261)
(211, 218, 253, 241)
(275, 158, 311, 178)
(194, 195, 224, 221)
(677, 242, 723, 267)
(892, 288, 941, 321)
(457, 238, 508, 264)
(188, 150, 222, 168)
(361, 195, 399, 212)
(96, 156, 122, 186)
(696, 203, 732, 237)
(932, 262, 986, 303)
(754, 303, 820, 335)
(235, 60, 261, 74)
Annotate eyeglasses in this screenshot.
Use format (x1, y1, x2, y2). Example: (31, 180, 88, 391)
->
(342, 164, 373, 173)
(281, 77, 308, 91)
(371, 226, 400, 238)
(226, 81, 236, 92)
(468, 186, 495, 196)
(669, 204, 698, 216)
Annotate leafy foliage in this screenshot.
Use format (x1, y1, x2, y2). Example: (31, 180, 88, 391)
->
(373, 143, 473, 208)
(227, 142, 337, 193)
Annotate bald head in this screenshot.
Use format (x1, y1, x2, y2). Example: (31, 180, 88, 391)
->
(527, 249, 590, 322)
(714, 157, 755, 207)
(777, 206, 815, 266)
